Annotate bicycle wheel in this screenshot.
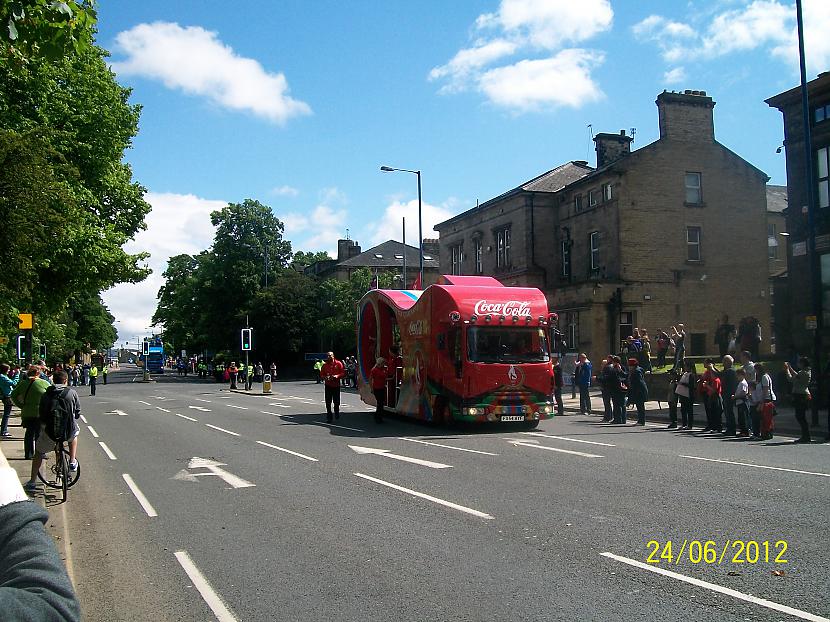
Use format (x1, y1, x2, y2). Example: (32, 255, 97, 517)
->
(65, 451, 80, 488)
(37, 448, 64, 489)
(59, 450, 68, 502)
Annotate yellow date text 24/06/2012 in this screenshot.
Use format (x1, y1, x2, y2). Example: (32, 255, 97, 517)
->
(645, 540, 788, 565)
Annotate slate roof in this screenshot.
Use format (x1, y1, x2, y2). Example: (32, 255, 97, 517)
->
(434, 161, 594, 229)
(337, 240, 439, 268)
(766, 184, 788, 213)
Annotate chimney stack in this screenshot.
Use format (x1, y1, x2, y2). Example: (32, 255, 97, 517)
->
(337, 239, 360, 261)
(593, 129, 633, 168)
(656, 89, 715, 142)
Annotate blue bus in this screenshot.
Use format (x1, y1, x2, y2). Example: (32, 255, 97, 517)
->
(142, 338, 165, 373)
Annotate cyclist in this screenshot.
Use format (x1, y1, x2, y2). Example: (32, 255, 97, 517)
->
(23, 370, 81, 494)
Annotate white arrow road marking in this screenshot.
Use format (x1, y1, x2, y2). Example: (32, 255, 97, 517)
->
(205, 424, 239, 437)
(182, 457, 255, 488)
(399, 437, 499, 456)
(99, 442, 117, 460)
(680, 455, 830, 478)
(189, 405, 211, 412)
(256, 440, 318, 462)
(122, 474, 157, 517)
(601, 552, 829, 622)
(137, 400, 152, 406)
(156, 406, 170, 412)
(349, 445, 452, 469)
(521, 432, 616, 447)
(226, 404, 248, 410)
(174, 551, 239, 622)
(354, 473, 493, 519)
(175, 413, 197, 422)
(87, 426, 99, 438)
(508, 439, 603, 458)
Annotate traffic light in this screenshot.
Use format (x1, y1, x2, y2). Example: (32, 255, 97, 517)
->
(241, 328, 252, 351)
(142, 340, 149, 356)
(39, 344, 47, 358)
(16, 335, 26, 360)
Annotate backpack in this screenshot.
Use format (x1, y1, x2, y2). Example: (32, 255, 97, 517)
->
(40, 387, 75, 442)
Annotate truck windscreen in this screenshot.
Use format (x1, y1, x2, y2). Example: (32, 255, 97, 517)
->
(467, 326, 550, 363)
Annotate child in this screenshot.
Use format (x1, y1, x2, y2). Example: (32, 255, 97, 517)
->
(733, 368, 750, 437)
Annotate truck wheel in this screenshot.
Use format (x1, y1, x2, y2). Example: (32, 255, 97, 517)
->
(524, 419, 540, 429)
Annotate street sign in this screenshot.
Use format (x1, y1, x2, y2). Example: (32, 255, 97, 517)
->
(18, 313, 32, 329)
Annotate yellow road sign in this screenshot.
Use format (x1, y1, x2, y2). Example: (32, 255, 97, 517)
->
(18, 313, 33, 330)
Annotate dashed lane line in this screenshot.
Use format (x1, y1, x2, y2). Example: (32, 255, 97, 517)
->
(521, 432, 617, 447)
(205, 424, 240, 437)
(601, 552, 829, 622)
(122, 474, 158, 517)
(86, 426, 99, 438)
(99, 442, 117, 460)
(156, 406, 171, 413)
(194, 398, 211, 403)
(255, 440, 319, 462)
(354, 473, 494, 520)
(680, 455, 830, 478)
(399, 437, 499, 456)
(79, 415, 88, 424)
(226, 404, 248, 410)
(315, 421, 365, 433)
(174, 551, 239, 622)
(508, 439, 603, 458)
(137, 400, 152, 406)
(175, 413, 198, 422)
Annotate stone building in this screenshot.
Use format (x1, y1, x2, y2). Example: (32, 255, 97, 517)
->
(766, 71, 830, 357)
(435, 90, 772, 364)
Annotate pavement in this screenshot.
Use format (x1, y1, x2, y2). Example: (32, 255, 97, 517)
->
(2, 365, 829, 621)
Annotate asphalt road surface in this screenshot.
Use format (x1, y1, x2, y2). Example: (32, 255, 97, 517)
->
(60, 365, 829, 621)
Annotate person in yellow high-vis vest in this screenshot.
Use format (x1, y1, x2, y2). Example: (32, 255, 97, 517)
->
(89, 364, 98, 396)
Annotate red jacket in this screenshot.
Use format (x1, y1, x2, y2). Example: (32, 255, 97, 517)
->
(321, 359, 345, 388)
(369, 365, 390, 390)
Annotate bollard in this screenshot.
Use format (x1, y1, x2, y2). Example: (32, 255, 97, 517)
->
(263, 373, 272, 394)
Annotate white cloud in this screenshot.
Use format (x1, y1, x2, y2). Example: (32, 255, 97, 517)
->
(279, 187, 349, 256)
(366, 198, 457, 248)
(633, 0, 830, 75)
(479, 50, 605, 112)
(663, 66, 687, 85)
(102, 192, 226, 343)
(111, 22, 311, 124)
(429, 0, 612, 112)
(271, 185, 299, 197)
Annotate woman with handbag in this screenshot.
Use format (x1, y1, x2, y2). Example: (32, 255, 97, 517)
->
(784, 358, 812, 444)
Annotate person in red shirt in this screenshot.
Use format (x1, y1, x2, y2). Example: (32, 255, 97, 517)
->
(369, 357, 391, 424)
(699, 359, 723, 432)
(320, 352, 345, 422)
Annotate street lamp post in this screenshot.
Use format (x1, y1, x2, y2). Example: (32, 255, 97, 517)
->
(381, 166, 422, 288)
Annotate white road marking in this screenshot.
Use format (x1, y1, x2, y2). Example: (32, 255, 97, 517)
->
(79, 415, 88, 424)
(156, 406, 171, 413)
(508, 439, 603, 458)
(267, 403, 291, 408)
(680, 455, 830, 478)
(186, 457, 254, 488)
(175, 413, 198, 422)
(87, 426, 99, 438)
(189, 406, 211, 412)
(137, 400, 152, 406)
(260, 411, 284, 417)
(114, 410, 129, 416)
(354, 473, 493, 520)
(256, 440, 319, 462)
(399, 437, 498, 456)
(174, 551, 239, 622)
(350, 445, 453, 469)
(194, 398, 211, 403)
(217, 395, 234, 399)
(521, 432, 616, 447)
(99, 442, 117, 460)
(287, 395, 314, 401)
(601, 552, 829, 622)
(226, 404, 248, 410)
(205, 424, 239, 437)
(122, 474, 158, 517)
(316, 421, 365, 432)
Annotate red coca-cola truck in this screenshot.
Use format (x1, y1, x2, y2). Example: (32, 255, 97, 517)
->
(356, 275, 556, 426)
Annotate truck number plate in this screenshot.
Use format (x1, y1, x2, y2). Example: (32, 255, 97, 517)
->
(500, 415, 525, 422)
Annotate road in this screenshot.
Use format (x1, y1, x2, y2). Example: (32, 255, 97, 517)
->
(60, 365, 828, 621)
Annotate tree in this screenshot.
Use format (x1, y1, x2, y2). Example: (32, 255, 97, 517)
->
(1, 0, 97, 65)
(292, 250, 332, 267)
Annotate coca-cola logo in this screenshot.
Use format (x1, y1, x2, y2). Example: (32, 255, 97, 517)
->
(409, 320, 426, 336)
(473, 300, 532, 316)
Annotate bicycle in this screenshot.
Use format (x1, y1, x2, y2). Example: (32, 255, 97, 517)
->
(37, 439, 80, 502)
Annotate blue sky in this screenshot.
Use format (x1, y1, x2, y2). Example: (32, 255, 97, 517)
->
(98, 0, 830, 343)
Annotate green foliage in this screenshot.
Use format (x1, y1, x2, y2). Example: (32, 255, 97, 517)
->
(292, 250, 332, 267)
(1, 0, 97, 65)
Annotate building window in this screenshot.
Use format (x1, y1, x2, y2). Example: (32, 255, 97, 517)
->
(602, 183, 613, 202)
(819, 147, 829, 209)
(496, 227, 511, 270)
(473, 238, 482, 274)
(574, 194, 583, 213)
(589, 231, 600, 271)
(588, 189, 598, 207)
(619, 311, 634, 351)
(450, 243, 463, 275)
(561, 239, 571, 279)
(768, 222, 778, 260)
(686, 226, 702, 261)
(815, 104, 830, 124)
(685, 172, 702, 204)
(565, 311, 579, 351)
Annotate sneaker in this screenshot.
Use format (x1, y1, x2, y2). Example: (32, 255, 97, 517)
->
(1, 431, 12, 437)
(69, 460, 78, 471)
(667, 423, 677, 429)
(23, 480, 38, 493)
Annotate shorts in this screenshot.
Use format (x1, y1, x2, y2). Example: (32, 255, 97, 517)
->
(35, 421, 80, 457)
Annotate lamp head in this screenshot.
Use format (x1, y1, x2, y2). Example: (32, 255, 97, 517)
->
(380, 166, 395, 172)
